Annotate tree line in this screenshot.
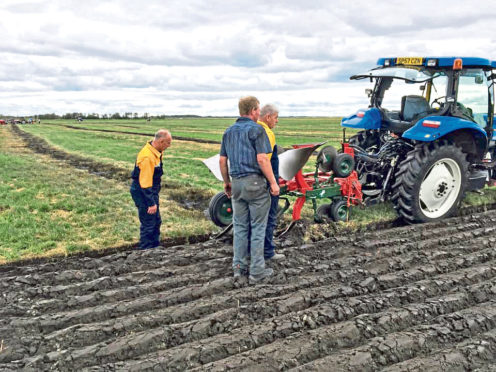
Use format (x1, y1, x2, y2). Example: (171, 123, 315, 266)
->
(33, 113, 202, 120)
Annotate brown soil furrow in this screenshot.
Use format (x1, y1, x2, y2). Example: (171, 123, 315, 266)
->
(3, 234, 495, 334)
(381, 328, 496, 371)
(291, 303, 496, 371)
(3, 226, 491, 307)
(26, 275, 496, 367)
(5, 260, 495, 369)
(90, 301, 496, 371)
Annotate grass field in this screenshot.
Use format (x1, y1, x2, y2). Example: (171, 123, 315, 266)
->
(2, 118, 496, 263)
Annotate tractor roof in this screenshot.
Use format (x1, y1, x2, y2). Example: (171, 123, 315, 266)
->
(377, 57, 496, 69)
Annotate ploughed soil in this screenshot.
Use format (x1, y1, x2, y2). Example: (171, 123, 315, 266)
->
(2, 209, 496, 371)
(3, 125, 496, 370)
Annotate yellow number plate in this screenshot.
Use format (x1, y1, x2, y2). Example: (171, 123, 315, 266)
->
(396, 57, 424, 65)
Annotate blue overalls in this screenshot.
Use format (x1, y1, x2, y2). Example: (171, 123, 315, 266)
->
(130, 155, 163, 250)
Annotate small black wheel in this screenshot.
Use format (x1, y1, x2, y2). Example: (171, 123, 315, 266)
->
(208, 192, 233, 227)
(317, 146, 338, 172)
(332, 153, 355, 178)
(315, 203, 332, 223)
(330, 200, 349, 222)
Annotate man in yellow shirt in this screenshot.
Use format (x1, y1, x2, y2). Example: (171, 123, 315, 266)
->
(257, 104, 285, 261)
(130, 129, 172, 250)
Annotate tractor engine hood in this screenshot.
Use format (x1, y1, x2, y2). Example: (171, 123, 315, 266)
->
(341, 108, 382, 130)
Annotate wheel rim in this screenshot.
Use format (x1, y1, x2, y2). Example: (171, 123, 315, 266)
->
(419, 158, 462, 218)
(337, 159, 352, 175)
(217, 200, 233, 225)
(335, 204, 348, 221)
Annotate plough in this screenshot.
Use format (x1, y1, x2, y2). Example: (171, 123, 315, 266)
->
(203, 142, 363, 237)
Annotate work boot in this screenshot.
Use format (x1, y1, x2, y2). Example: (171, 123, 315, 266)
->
(233, 265, 248, 278)
(249, 268, 274, 284)
(265, 253, 285, 262)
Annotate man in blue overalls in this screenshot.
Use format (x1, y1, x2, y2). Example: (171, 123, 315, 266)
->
(130, 130, 172, 250)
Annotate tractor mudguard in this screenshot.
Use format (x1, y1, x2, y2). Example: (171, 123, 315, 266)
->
(341, 108, 381, 130)
(402, 116, 488, 142)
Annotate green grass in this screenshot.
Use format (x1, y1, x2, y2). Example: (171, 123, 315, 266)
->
(19, 124, 222, 192)
(6, 118, 496, 263)
(0, 126, 216, 263)
(0, 150, 139, 262)
(40, 117, 357, 148)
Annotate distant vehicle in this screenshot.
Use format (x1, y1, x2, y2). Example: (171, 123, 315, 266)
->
(0, 120, 6, 125)
(77, 117, 84, 122)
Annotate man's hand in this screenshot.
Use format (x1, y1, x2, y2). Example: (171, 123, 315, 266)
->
(224, 182, 232, 198)
(270, 182, 280, 196)
(147, 204, 158, 214)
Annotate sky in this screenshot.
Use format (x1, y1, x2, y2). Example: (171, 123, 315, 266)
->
(1, 0, 496, 117)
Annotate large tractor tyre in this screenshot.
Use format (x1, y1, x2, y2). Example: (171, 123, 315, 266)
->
(391, 140, 469, 223)
(208, 192, 233, 227)
(348, 130, 381, 152)
(317, 145, 338, 172)
(332, 153, 355, 178)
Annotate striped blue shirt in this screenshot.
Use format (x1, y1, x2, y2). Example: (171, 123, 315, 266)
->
(220, 117, 272, 178)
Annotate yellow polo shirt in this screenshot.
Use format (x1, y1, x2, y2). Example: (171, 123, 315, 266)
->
(136, 142, 162, 188)
(257, 120, 275, 160)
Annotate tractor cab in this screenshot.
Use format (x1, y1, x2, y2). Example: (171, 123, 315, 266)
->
(343, 57, 496, 142)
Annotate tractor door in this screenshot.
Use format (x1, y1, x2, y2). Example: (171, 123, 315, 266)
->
(455, 68, 492, 133)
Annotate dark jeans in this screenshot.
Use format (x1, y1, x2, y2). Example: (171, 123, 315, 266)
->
(231, 174, 270, 276)
(130, 188, 161, 250)
(264, 194, 279, 259)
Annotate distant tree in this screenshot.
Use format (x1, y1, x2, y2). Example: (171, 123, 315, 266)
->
(111, 112, 122, 119)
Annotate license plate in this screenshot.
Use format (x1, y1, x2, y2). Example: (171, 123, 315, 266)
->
(396, 57, 424, 65)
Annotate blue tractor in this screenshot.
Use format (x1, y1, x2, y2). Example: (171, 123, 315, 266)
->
(342, 57, 496, 223)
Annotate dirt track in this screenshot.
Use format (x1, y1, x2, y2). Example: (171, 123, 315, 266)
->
(1, 209, 496, 371)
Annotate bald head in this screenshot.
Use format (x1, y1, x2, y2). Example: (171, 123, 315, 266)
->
(152, 129, 172, 152)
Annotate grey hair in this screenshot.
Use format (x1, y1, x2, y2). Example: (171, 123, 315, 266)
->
(154, 129, 171, 140)
(260, 104, 279, 117)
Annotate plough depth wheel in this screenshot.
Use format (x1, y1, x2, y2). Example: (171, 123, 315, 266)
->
(208, 192, 233, 227)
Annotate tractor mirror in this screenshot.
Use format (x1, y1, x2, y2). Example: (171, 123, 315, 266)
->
(365, 88, 372, 97)
(419, 85, 425, 91)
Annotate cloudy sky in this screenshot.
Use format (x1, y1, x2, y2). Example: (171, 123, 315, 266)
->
(1, 0, 496, 116)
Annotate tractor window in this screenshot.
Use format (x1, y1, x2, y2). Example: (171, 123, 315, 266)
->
(379, 74, 448, 113)
(457, 68, 489, 128)
(380, 80, 427, 111)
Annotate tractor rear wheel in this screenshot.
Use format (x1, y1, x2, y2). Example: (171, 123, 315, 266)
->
(391, 140, 468, 223)
(208, 192, 233, 227)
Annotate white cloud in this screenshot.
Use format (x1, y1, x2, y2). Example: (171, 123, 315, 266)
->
(0, 0, 496, 116)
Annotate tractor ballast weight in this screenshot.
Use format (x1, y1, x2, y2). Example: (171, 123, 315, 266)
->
(342, 57, 496, 223)
(203, 142, 362, 233)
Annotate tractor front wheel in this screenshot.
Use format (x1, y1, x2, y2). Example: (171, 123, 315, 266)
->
(392, 140, 468, 223)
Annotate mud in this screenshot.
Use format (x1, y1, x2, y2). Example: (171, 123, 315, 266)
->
(1, 209, 496, 371)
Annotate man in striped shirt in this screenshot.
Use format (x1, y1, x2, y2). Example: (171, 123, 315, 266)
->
(219, 96, 280, 283)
